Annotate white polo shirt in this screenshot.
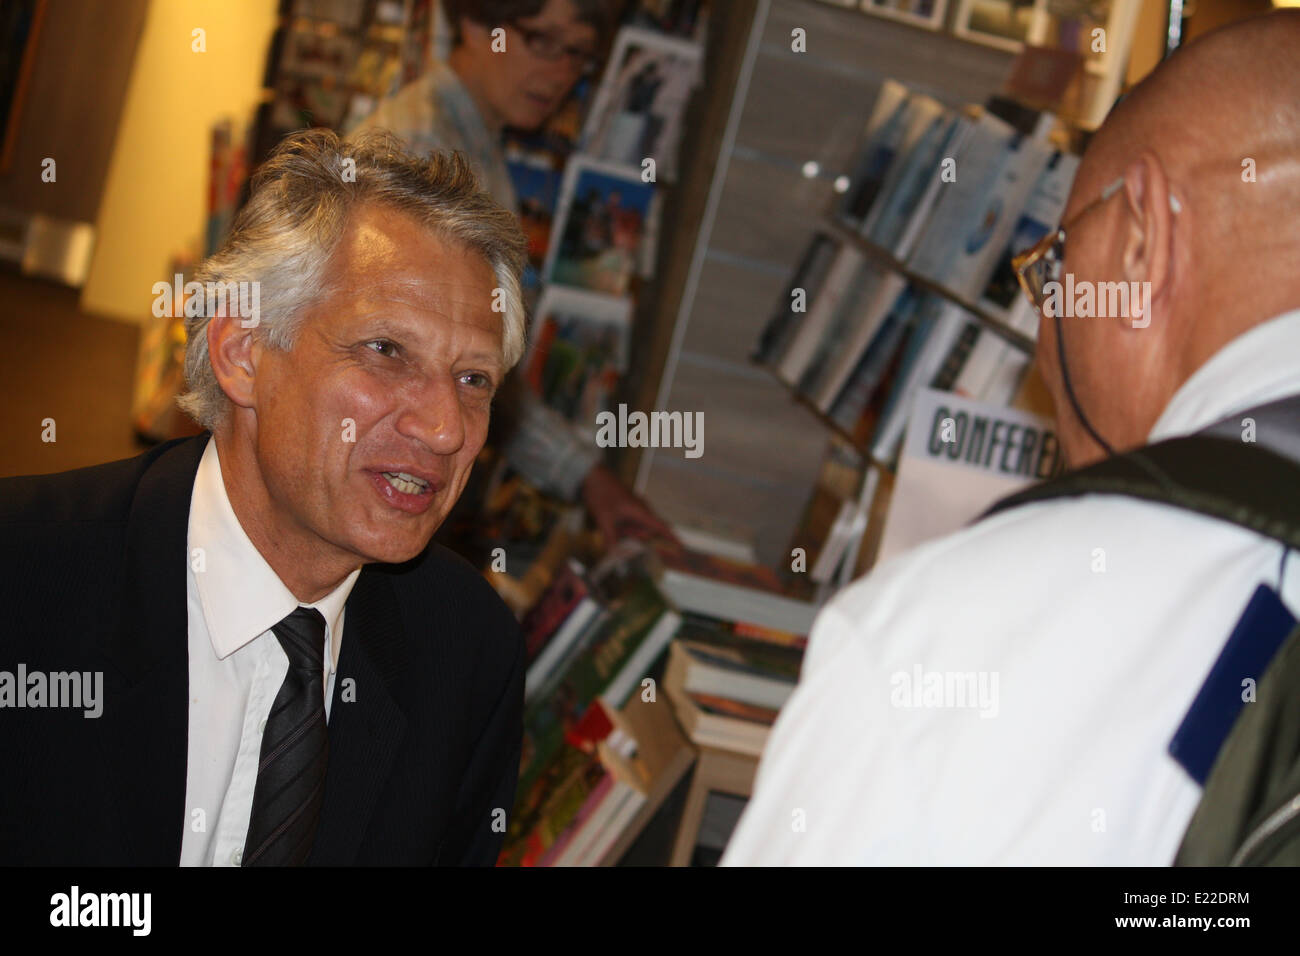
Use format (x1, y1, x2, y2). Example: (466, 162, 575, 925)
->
(722, 310, 1300, 865)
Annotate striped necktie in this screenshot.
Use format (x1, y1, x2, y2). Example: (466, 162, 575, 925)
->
(242, 606, 329, 866)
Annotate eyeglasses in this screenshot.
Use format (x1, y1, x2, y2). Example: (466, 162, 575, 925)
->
(508, 23, 601, 76)
(1011, 176, 1183, 315)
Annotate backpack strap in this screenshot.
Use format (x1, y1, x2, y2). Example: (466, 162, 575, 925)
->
(981, 433, 1300, 551)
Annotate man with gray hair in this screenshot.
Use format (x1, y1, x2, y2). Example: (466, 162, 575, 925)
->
(0, 129, 529, 866)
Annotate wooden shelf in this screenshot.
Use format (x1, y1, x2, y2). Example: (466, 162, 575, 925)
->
(824, 216, 1038, 356)
(753, 358, 895, 470)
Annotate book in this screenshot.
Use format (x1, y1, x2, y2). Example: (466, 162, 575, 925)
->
(506, 684, 695, 866)
(809, 271, 912, 412)
(928, 320, 982, 392)
(773, 244, 866, 386)
(676, 609, 808, 652)
(665, 642, 771, 757)
(501, 743, 605, 867)
(951, 326, 1011, 398)
(687, 692, 781, 724)
(520, 559, 590, 664)
(537, 767, 616, 866)
(838, 304, 926, 449)
(673, 639, 797, 711)
(523, 592, 606, 705)
(675, 614, 805, 679)
(977, 346, 1031, 406)
(552, 779, 646, 866)
(870, 297, 971, 462)
(814, 276, 915, 414)
(861, 108, 965, 256)
(795, 260, 892, 404)
(838, 80, 914, 224)
(651, 546, 819, 638)
(906, 111, 1017, 288)
(754, 232, 841, 365)
(978, 151, 1081, 319)
(931, 133, 1054, 301)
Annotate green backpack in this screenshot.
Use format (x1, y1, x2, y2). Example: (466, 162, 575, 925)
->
(983, 399, 1300, 865)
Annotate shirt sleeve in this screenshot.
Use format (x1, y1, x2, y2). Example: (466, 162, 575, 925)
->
(502, 395, 602, 502)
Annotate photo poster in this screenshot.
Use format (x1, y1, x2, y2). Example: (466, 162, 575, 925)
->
(876, 387, 1063, 564)
(578, 26, 702, 182)
(505, 153, 564, 293)
(860, 0, 948, 31)
(523, 286, 634, 439)
(544, 157, 656, 297)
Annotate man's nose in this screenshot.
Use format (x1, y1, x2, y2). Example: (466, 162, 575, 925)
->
(399, 373, 466, 456)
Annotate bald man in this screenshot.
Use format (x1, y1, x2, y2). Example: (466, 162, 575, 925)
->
(722, 11, 1300, 865)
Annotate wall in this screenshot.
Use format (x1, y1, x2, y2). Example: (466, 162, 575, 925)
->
(80, 0, 279, 323)
(634, 0, 1013, 566)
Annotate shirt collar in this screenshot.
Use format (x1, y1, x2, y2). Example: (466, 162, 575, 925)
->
(188, 437, 362, 672)
(1148, 309, 1300, 443)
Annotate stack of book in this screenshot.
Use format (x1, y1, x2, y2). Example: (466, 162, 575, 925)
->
(664, 615, 805, 757)
(755, 80, 1080, 466)
(649, 543, 817, 757)
(501, 544, 691, 866)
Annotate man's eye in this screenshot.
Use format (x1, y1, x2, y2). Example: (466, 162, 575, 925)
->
(460, 372, 493, 389)
(366, 340, 398, 357)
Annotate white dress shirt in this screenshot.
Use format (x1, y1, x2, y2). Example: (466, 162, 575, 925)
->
(179, 438, 362, 867)
(722, 310, 1300, 865)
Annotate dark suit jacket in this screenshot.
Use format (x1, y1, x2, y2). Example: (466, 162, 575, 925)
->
(0, 434, 523, 865)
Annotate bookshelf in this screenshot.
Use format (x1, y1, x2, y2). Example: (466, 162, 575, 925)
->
(756, 360, 892, 467)
(822, 216, 1036, 354)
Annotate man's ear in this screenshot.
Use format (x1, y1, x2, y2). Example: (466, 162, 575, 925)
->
(207, 311, 258, 410)
(1120, 149, 1174, 300)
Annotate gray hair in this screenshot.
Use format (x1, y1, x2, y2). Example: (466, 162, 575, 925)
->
(177, 127, 529, 431)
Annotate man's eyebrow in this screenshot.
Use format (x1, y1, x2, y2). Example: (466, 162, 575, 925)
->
(459, 348, 506, 368)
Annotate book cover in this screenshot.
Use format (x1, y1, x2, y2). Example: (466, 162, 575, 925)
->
(825, 287, 922, 433)
(905, 111, 1017, 287)
(937, 133, 1055, 301)
(838, 80, 914, 224)
(796, 260, 891, 403)
(774, 244, 867, 386)
(754, 231, 842, 366)
(870, 297, 971, 462)
(928, 321, 982, 392)
(813, 274, 914, 412)
(979, 151, 1081, 318)
(520, 560, 590, 664)
(860, 106, 959, 249)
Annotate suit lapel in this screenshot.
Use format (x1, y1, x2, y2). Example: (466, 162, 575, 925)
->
(308, 568, 408, 865)
(102, 434, 209, 865)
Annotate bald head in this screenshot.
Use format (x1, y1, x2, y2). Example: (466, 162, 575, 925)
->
(1036, 10, 1300, 466)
